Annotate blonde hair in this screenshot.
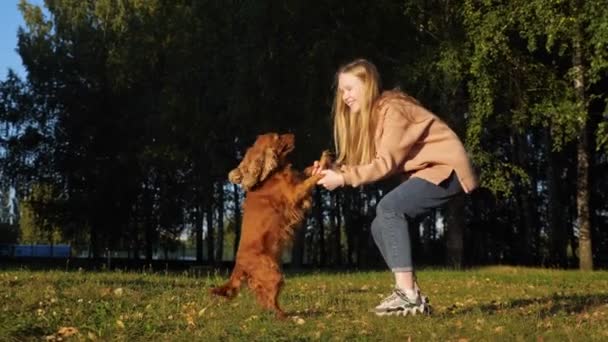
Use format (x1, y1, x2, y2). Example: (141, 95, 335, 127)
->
(332, 59, 381, 166)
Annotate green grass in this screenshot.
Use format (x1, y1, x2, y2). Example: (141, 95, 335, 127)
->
(1, 266, 607, 341)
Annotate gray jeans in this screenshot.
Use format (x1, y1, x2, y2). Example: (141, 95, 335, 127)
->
(371, 171, 463, 272)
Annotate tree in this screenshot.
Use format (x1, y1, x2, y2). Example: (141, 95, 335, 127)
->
(463, 0, 607, 269)
(19, 183, 63, 244)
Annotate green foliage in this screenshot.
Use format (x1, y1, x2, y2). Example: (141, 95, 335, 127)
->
(598, 120, 608, 152)
(470, 151, 530, 197)
(585, 1, 608, 84)
(19, 183, 63, 244)
(461, 0, 606, 195)
(532, 93, 586, 151)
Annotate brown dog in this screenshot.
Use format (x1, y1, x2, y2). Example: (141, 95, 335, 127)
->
(210, 133, 331, 318)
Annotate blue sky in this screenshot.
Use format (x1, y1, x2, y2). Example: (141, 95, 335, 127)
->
(0, 0, 45, 79)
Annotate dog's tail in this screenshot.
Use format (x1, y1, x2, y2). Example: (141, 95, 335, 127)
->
(210, 265, 246, 299)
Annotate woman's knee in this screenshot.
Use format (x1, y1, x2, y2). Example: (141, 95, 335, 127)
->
(370, 216, 383, 237)
(376, 196, 393, 216)
(377, 194, 420, 220)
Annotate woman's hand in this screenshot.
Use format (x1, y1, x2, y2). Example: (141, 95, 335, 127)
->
(317, 169, 345, 191)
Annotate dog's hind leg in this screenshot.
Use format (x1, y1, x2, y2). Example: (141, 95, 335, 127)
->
(248, 257, 286, 319)
(266, 270, 286, 319)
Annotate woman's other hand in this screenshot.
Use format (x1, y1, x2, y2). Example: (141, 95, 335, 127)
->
(317, 169, 345, 190)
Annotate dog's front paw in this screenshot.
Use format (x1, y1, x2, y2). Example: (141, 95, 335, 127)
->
(228, 168, 243, 184)
(319, 150, 335, 169)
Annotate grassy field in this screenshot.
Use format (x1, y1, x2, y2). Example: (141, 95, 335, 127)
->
(1, 266, 607, 341)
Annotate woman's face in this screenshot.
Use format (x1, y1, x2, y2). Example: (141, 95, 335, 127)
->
(338, 72, 365, 113)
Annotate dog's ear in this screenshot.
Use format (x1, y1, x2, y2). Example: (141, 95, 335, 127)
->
(259, 148, 278, 182)
(277, 133, 295, 156)
(228, 133, 284, 191)
(231, 148, 272, 191)
(241, 152, 266, 190)
(247, 134, 282, 187)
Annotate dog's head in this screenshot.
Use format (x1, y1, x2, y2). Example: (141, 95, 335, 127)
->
(228, 133, 295, 191)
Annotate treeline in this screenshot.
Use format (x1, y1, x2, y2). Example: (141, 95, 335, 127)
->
(0, 0, 606, 269)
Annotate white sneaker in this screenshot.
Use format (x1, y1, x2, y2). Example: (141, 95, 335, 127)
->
(374, 288, 430, 316)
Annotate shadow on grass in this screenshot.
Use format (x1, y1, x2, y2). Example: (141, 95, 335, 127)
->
(7, 325, 49, 341)
(446, 292, 608, 318)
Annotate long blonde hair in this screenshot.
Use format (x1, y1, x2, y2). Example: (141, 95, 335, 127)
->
(332, 59, 381, 166)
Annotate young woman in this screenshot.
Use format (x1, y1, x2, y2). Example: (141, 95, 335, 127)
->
(314, 59, 477, 316)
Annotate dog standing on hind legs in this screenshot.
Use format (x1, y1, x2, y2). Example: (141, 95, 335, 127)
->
(210, 133, 332, 319)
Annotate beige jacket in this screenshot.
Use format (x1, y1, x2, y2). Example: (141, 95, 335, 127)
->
(341, 91, 478, 193)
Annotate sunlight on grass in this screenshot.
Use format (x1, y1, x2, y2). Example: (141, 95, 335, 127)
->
(1, 266, 607, 340)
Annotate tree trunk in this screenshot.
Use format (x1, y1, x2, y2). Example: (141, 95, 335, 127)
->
(440, 47, 467, 268)
(206, 200, 215, 264)
(547, 129, 567, 267)
(445, 196, 465, 269)
(144, 218, 154, 261)
(291, 223, 305, 268)
(215, 182, 224, 262)
(342, 189, 355, 266)
(195, 204, 203, 262)
(314, 189, 325, 266)
(89, 221, 98, 259)
(573, 29, 593, 270)
(143, 188, 154, 261)
(232, 184, 241, 258)
(576, 126, 592, 270)
(331, 191, 342, 266)
(514, 133, 537, 265)
(410, 218, 421, 266)
(421, 212, 436, 263)
(129, 211, 140, 260)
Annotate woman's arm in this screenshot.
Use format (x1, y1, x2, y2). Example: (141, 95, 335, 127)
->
(342, 102, 432, 187)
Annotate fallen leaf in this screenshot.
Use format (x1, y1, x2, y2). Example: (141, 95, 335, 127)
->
(186, 316, 195, 327)
(44, 326, 80, 342)
(99, 288, 112, 297)
(57, 327, 78, 337)
(245, 315, 259, 322)
(292, 316, 305, 325)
